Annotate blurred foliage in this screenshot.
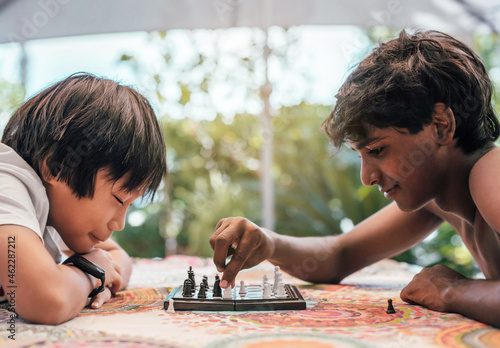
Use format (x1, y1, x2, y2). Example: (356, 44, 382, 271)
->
(272, 103, 388, 236)
(0, 78, 25, 138)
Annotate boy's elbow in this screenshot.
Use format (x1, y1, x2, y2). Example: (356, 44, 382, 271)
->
(16, 287, 76, 325)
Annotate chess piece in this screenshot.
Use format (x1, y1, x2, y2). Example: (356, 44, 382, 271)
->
(197, 282, 207, 298)
(202, 275, 209, 291)
(239, 280, 247, 297)
(182, 278, 194, 297)
(262, 282, 272, 299)
(166, 299, 175, 313)
(223, 286, 232, 299)
(276, 280, 286, 298)
(386, 299, 396, 314)
(213, 275, 222, 297)
(188, 266, 196, 291)
(262, 274, 268, 287)
(273, 266, 281, 294)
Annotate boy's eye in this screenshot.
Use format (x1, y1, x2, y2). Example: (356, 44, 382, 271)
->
(113, 195, 124, 205)
(367, 147, 384, 156)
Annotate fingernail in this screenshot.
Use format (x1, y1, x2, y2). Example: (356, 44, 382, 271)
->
(217, 267, 223, 272)
(92, 302, 100, 308)
(220, 280, 228, 288)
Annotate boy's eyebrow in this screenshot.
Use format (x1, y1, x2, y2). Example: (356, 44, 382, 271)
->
(352, 136, 387, 150)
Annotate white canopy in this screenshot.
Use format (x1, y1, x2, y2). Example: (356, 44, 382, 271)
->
(0, 0, 498, 44)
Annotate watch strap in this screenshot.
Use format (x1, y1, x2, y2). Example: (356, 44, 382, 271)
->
(63, 254, 106, 297)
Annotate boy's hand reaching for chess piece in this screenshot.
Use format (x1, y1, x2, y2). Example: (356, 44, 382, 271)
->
(210, 217, 275, 288)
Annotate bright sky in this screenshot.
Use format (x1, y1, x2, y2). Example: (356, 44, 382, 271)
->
(0, 26, 371, 119)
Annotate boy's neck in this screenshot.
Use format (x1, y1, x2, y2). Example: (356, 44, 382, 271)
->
(433, 143, 496, 226)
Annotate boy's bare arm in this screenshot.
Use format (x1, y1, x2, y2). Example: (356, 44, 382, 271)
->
(0, 225, 121, 325)
(401, 264, 500, 327)
(469, 147, 500, 233)
(211, 202, 443, 286)
(271, 202, 442, 282)
(94, 238, 132, 290)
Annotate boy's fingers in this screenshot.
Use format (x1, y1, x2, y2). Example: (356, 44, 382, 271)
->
(212, 221, 239, 272)
(220, 240, 254, 286)
(212, 238, 234, 272)
(90, 287, 112, 308)
(209, 219, 224, 246)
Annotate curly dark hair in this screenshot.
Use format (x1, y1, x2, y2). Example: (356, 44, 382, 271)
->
(2, 73, 167, 199)
(322, 30, 499, 154)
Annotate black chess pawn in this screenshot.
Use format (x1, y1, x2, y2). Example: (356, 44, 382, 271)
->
(202, 275, 209, 291)
(386, 299, 396, 314)
(213, 274, 222, 297)
(182, 278, 194, 297)
(197, 282, 207, 298)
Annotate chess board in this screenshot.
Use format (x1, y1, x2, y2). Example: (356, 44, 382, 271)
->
(165, 283, 306, 311)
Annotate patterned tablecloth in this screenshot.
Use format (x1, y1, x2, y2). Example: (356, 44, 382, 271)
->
(1, 255, 499, 347)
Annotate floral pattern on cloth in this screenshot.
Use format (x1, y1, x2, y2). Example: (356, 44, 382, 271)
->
(0, 255, 498, 348)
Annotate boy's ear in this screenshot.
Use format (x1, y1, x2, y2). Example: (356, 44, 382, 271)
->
(40, 158, 57, 185)
(432, 103, 455, 145)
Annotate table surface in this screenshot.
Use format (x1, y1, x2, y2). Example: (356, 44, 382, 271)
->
(1, 255, 499, 347)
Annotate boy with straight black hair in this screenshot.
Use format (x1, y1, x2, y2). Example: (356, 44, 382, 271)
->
(0, 73, 167, 324)
(210, 30, 500, 327)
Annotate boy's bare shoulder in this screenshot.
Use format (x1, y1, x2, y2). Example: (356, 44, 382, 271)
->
(469, 147, 500, 185)
(469, 147, 500, 229)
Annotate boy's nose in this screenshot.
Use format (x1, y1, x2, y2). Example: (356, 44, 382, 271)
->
(108, 212, 126, 232)
(360, 160, 379, 186)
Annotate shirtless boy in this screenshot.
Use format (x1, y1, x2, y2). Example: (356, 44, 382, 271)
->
(210, 30, 500, 327)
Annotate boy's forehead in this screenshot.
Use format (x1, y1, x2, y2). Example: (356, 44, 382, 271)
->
(111, 179, 147, 196)
(348, 127, 387, 149)
(99, 170, 146, 196)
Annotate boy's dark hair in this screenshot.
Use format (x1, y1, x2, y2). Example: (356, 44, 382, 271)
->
(322, 30, 499, 154)
(2, 73, 167, 199)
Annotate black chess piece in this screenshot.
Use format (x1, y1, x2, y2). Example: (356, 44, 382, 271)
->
(213, 274, 222, 297)
(182, 278, 194, 297)
(386, 299, 396, 314)
(202, 275, 209, 291)
(188, 266, 196, 292)
(197, 282, 207, 298)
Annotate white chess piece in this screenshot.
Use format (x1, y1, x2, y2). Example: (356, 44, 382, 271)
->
(223, 285, 233, 299)
(239, 280, 247, 296)
(276, 280, 286, 298)
(262, 274, 268, 287)
(273, 266, 281, 295)
(166, 299, 175, 313)
(262, 282, 272, 299)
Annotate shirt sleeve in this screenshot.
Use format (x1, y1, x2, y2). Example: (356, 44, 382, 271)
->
(0, 172, 43, 240)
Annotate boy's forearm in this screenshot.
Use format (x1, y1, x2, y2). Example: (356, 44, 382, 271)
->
(18, 264, 96, 325)
(267, 231, 342, 283)
(446, 279, 500, 327)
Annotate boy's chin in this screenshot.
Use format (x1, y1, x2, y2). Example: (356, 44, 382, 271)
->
(395, 199, 428, 213)
(67, 243, 94, 255)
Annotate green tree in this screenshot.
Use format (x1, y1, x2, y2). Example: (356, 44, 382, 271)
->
(0, 78, 25, 137)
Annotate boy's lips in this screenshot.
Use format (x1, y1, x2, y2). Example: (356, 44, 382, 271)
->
(382, 185, 399, 199)
(90, 233, 105, 243)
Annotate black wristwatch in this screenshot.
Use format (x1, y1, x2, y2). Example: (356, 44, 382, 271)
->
(63, 254, 106, 297)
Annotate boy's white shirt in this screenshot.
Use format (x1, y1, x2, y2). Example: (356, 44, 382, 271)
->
(0, 143, 67, 301)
